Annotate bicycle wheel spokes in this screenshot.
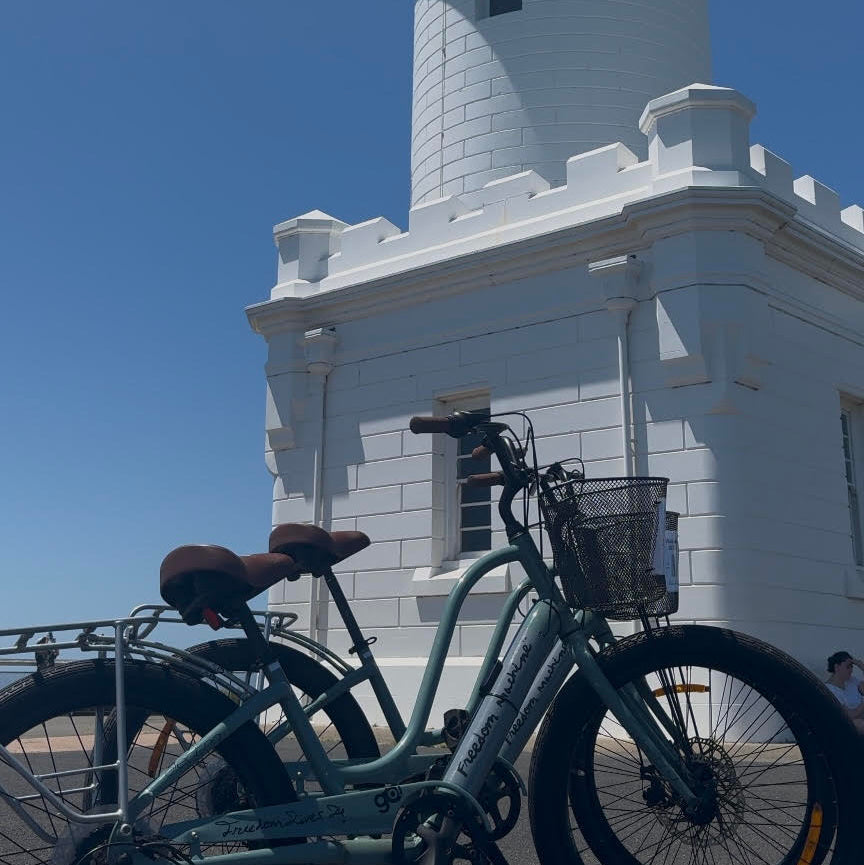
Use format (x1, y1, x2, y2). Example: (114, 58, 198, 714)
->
(266, 688, 353, 794)
(531, 627, 846, 865)
(125, 714, 233, 836)
(0, 707, 258, 865)
(576, 663, 823, 865)
(0, 661, 294, 865)
(0, 708, 108, 865)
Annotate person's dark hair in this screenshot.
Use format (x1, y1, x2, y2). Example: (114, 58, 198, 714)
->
(827, 651, 852, 672)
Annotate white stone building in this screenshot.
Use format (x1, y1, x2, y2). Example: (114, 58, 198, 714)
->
(247, 0, 864, 722)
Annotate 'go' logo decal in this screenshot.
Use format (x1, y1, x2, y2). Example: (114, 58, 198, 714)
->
(374, 786, 403, 814)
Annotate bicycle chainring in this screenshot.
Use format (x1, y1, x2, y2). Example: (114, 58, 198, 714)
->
(391, 792, 508, 865)
(478, 763, 521, 841)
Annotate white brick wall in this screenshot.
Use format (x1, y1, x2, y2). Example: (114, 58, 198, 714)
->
(256, 80, 864, 719)
(331, 485, 402, 519)
(276, 259, 864, 690)
(411, 0, 710, 204)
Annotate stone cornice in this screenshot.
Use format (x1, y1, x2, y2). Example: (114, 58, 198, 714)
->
(767, 217, 864, 300)
(247, 296, 307, 338)
(247, 185, 864, 339)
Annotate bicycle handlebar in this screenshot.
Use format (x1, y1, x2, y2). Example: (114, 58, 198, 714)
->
(409, 412, 500, 439)
(409, 411, 584, 539)
(409, 416, 454, 434)
(410, 413, 524, 476)
(410, 412, 529, 536)
(465, 472, 506, 488)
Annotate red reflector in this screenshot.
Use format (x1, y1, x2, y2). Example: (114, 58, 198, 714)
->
(202, 608, 222, 630)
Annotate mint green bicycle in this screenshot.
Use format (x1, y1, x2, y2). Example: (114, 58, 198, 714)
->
(0, 410, 859, 865)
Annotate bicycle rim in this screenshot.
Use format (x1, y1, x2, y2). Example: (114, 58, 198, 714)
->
(570, 659, 834, 864)
(0, 660, 291, 865)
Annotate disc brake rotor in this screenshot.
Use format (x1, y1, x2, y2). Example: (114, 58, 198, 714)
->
(652, 737, 745, 846)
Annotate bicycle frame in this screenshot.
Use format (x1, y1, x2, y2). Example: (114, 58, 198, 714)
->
(134, 536, 696, 847)
(0, 535, 700, 862)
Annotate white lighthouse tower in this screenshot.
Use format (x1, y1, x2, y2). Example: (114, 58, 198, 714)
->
(250, 1, 864, 724)
(411, 0, 711, 204)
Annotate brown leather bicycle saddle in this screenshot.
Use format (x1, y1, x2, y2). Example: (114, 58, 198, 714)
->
(159, 523, 370, 625)
(268, 523, 370, 570)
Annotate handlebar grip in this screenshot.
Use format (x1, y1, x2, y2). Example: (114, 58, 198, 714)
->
(465, 472, 506, 487)
(471, 444, 492, 459)
(409, 416, 453, 434)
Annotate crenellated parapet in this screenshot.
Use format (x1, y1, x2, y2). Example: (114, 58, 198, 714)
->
(750, 145, 864, 251)
(269, 84, 864, 300)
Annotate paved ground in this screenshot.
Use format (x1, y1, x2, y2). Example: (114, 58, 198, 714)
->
(0, 722, 823, 865)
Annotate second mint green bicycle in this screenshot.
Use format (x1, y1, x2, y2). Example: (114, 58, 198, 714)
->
(0, 410, 859, 865)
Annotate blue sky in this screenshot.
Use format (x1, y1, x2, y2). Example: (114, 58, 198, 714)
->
(0, 1, 861, 630)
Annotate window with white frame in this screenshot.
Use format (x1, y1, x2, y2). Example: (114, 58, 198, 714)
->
(440, 397, 492, 559)
(841, 401, 864, 567)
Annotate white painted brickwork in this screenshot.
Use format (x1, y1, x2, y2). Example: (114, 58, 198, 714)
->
(252, 81, 864, 722)
(410, 0, 712, 204)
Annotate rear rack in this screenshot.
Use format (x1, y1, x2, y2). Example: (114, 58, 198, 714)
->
(0, 602, 351, 828)
(0, 602, 351, 698)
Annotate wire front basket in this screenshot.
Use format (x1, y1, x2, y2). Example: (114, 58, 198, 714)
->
(539, 477, 674, 620)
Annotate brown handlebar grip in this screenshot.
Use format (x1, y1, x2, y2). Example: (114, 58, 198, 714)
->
(409, 416, 452, 434)
(471, 445, 492, 459)
(465, 472, 506, 487)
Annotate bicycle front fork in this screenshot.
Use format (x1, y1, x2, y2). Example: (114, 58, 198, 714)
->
(563, 632, 702, 810)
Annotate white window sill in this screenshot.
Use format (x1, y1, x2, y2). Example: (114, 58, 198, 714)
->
(412, 560, 511, 597)
(845, 566, 864, 599)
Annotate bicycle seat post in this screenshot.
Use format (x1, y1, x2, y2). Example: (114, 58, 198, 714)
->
(224, 602, 276, 668)
(323, 566, 407, 739)
(322, 568, 371, 660)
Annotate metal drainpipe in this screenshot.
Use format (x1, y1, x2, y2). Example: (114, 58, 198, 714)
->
(307, 376, 326, 641)
(606, 296, 637, 637)
(590, 255, 641, 478)
(305, 328, 337, 643)
(590, 256, 642, 639)
(607, 298, 637, 477)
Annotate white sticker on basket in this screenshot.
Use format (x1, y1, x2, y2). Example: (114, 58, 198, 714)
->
(652, 497, 666, 576)
(664, 528, 679, 593)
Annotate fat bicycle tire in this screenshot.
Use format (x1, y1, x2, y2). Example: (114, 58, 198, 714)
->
(0, 658, 294, 865)
(529, 625, 860, 865)
(183, 638, 380, 765)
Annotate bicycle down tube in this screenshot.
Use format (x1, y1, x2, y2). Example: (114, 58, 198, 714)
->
(135, 533, 699, 847)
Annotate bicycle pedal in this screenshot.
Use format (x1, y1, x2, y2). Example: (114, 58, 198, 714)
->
(443, 708, 470, 750)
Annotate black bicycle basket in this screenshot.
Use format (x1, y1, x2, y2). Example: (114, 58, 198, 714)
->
(539, 476, 673, 620)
